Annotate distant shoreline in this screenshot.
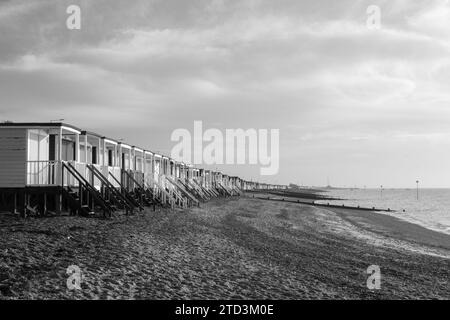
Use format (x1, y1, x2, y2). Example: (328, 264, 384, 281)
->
(258, 188, 450, 237)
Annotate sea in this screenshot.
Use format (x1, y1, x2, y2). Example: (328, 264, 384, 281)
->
(316, 188, 450, 236)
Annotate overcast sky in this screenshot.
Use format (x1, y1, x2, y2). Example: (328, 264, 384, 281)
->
(1, 0, 450, 187)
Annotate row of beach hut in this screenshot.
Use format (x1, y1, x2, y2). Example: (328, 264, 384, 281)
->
(0, 122, 286, 216)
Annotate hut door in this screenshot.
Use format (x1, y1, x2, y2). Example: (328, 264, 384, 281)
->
(108, 149, 113, 166)
(92, 146, 97, 164)
(49, 135, 56, 161)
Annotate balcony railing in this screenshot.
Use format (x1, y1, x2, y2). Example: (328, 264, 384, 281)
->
(27, 161, 59, 186)
(26, 160, 122, 188)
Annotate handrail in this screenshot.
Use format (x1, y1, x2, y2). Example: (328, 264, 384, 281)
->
(187, 179, 207, 199)
(123, 169, 145, 191)
(217, 182, 232, 196)
(201, 184, 216, 198)
(87, 164, 134, 212)
(172, 177, 200, 206)
(109, 170, 140, 205)
(191, 179, 211, 199)
(64, 162, 93, 189)
(142, 181, 157, 201)
(208, 185, 220, 197)
(179, 179, 204, 201)
(148, 176, 176, 208)
(63, 162, 113, 214)
(164, 177, 184, 199)
(233, 185, 243, 195)
(148, 180, 175, 209)
(164, 177, 188, 208)
(122, 170, 148, 209)
(108, 170, 123, 187)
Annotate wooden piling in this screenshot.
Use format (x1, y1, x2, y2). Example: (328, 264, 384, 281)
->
(13, 192, 17, 214)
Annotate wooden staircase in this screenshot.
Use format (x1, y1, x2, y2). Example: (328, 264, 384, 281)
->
(122, 170, 156, 210)
(171, 177, 200, 207)
(61, 162, 113, 217)
(162, 176, 187, 208)
(216, 182, 233, 196)
(145, 180, 175, 209)
(86, 164, 136, 214)
(189, 179, 210, 201)
(107, 171, 145, 211)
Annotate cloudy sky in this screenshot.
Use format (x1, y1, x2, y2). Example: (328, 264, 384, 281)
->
(1, 0, 450, 187)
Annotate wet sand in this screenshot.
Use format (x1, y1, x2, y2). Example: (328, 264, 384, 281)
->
(0, 196, 449, 299)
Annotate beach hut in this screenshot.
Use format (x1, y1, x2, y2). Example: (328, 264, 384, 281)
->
(133, 147, 144, 175)
(153, 153, 162, 184)
(162, 156, 169, 177)
(186, 164, 193, 180)
(0, 122, 133, 216)
(0, 121, 284, 215)
(179, 163, 187, 179)
(143, 150, 154, 186)
(147, 153, 173, 208)
(204, 170, 211, 189)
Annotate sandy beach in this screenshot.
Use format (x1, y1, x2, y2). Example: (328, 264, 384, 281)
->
(0, 196, 449, 299)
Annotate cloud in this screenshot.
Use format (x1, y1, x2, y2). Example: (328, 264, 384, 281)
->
(1, 0, 450, 186)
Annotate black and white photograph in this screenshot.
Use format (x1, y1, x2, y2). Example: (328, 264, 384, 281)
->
(0, 0, 449, 311)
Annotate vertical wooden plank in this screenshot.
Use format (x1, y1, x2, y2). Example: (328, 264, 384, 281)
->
(114, 144, 117, 167)
(13, 192, 17, 214)
(57, 127, 62, 161)
(43, 192, 47, 215)
(22, 190, 27, 218)
(97, 137, 101, 165)
(74, 133, 80, 162)
(83, 134, 88, 164)
(102, 138, 106, 167)
(129, 148, 133, 171)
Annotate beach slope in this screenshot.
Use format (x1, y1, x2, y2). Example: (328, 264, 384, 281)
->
(0, 197, 448, 299)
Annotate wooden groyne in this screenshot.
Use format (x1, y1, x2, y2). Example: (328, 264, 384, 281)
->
(249, 195, 394, 212)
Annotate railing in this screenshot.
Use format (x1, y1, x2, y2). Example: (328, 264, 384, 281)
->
(62, 161, 113, 217)
(26, 161, 59, 185)
(26, 161, 122, 189)
(62, 161, 86, 187)
(88, 164, 134, 213)
(122, 169, 145, 192)
(27, 161, 255, 195)
(145, 174, 175, 208)
(133, 171, 144, 186)
(108, 166, 121, 188)
(159, 174, 167, 190)
(188, 178, 208, 200)
(171, 177, 200, 206)
(87, 164, 102, 189)
(164, 176, 187, 208)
